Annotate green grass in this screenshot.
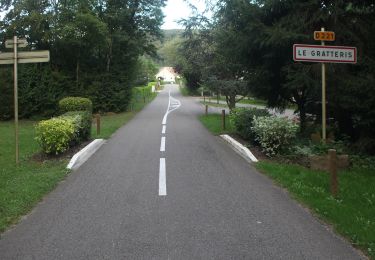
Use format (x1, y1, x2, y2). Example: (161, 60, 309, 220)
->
(0, 93, 157, 233)
(198, 114, 235, 135)
(0, 120, 68, 232)
(256, 161, 375, 259)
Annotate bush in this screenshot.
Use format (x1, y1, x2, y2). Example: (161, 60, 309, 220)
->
(230, 108, 270, 140)
(63, 111, 92, 141)
(252, 116, 299, 156)
(35, 117, 76, 155)
(35, 111, 92, 155)
(59, 97, 93, 114)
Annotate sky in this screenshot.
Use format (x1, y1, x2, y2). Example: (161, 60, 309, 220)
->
(161, 0, 207, 30)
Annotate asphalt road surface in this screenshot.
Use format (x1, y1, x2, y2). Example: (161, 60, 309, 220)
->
(0, 84, 364, 259)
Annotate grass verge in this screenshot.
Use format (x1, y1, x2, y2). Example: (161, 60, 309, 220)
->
(0, 93, 157, 233)
(0, 120, 68, 232)
(92, 93, 157, 139)
(198, 114, 235, 135)
(256, 162, 374, 259)
(198, 113, 374, 258)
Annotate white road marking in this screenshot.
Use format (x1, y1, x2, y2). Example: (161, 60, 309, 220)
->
(160, 136, 166, 152)
(159, 158, 167, 196)
(159, 87, 181, 197)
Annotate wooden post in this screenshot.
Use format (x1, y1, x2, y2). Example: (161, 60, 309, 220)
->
(222, 109, 226, 130)
(205, 105, 208, 116)
(329, 149, 338, 197)
(96, 114, 101, 135)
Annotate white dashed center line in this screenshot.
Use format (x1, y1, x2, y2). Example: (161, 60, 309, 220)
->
(158, 88, 181, 197)
(159, 158, 167, 196)
(160, 137, 166, 152)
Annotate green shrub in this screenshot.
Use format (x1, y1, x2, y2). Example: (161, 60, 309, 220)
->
(35, 111, 92, 155)
(252, 116, 299, 156)
(35, 117, 76, 155)
(230, 108, 270, 140)
(63, 111, 92, 141)
(59, 97, 93, 113)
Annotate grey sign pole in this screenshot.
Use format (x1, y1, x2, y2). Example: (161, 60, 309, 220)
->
(13, 36, 19, 164)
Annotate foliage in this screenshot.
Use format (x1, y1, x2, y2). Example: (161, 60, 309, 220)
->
(230, 107, 270, 140)
(63, 111, 92, 142)
(252, 116, 299, 156)
(59, 97, 93, 114)
(0, 0, 166, 119)
(177, 0, 375, 153)
(35, 117, 76, 155)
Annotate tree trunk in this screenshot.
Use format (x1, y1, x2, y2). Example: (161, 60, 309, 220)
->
(226, 95, 236, 110)
(76, 60, 80, 88)
(106, 39, 112, 72)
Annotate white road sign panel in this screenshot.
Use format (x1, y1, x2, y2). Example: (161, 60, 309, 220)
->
(5, 38, 28, 48)
(293, 44, 357, 64)
(0, 50, 50, 64)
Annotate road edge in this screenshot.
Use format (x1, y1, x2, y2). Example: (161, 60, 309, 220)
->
(220, 134, 258, 163)
(67, 139, 106, 170)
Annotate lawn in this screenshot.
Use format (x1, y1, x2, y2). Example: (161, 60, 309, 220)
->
(0, 92, 157, 233)
(0, 120, 68, 232)
(198, 114, 235, 135)
(198, 113, 375, 259)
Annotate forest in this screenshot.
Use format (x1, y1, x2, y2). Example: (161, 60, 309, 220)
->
(0, 0, 165, 119)
(171, 0, 375, 154)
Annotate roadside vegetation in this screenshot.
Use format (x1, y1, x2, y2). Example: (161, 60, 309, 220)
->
(0, 87, 157, 233)
(198, 108, 375, 259)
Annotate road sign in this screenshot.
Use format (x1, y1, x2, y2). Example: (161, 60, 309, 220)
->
(314, 31, 335, 41)
(293, 44, 357, 64)
(0, 50, 50, 64)
(5, 38, 28, 48)
(0, 36, 50, 164)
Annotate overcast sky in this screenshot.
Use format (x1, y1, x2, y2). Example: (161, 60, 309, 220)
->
(162, 0, 207, 30)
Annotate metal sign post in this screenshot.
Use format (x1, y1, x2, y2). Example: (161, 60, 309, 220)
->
(321, 27, 327, 142)
(0, 36, 50, 164)
(293, 30, 357, 143)
(13, 36, 19, 164)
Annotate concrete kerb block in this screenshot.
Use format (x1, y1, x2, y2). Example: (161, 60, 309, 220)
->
(67, 139, 106, 170)
(220, 134, 258, 163)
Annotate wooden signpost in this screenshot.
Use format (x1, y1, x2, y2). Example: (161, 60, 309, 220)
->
(293, 28, 357, 142)
(0, 36, 50, 164)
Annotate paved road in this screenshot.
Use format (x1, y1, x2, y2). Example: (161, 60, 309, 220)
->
(0, 84, 364, 259)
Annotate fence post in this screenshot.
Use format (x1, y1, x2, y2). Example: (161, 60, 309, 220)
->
(329, 149, 338, 197)
(96, 114, 101, 135)
(222, 109, 226, 130)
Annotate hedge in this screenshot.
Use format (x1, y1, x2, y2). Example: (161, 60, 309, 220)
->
(59, 97, 93, 114)
(230, 107, 270, 140)
(35, 116, 77, 155)
(63, 111, 92, 142)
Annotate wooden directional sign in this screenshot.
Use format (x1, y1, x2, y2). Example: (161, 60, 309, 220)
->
(314, 31, 335, 41)
(0, 50, 50, 64)
(293, 44, 357, 64)
(5, 38, 28, 48)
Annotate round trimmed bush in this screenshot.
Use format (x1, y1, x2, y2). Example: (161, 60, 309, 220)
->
(59, 97, 93, 113)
